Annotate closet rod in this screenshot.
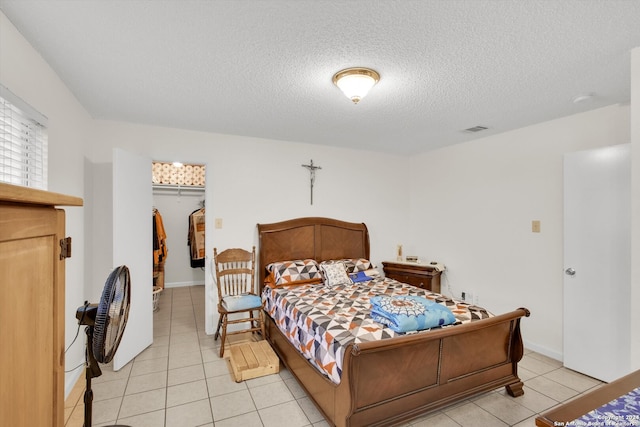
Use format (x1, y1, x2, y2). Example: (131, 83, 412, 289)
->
(152, 184, 205, 194)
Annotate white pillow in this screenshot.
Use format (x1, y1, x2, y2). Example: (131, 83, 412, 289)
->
(321, 262, 353, 286)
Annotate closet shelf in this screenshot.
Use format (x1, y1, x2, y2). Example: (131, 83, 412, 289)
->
(152, 184, 205, 194)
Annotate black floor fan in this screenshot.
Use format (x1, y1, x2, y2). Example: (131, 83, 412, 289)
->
(76, 265, 132, 427)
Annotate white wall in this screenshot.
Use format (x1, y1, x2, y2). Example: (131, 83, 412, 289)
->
(86, 163, 113, 301)
(408, 104, 631, 360)
(0, 11, 91, 395)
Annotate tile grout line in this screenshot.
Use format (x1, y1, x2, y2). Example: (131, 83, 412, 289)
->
(190, 285, 214, 424)
(162, 287, 173, 426)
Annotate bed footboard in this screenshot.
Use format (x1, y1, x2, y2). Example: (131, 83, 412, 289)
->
(267, 307, 530, 427)
(339, 307, 530, 426)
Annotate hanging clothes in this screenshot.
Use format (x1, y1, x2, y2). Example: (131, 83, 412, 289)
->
(188, 208, 205, 268)
(153, 208, 168, 265)
(153, 209, 168, 289)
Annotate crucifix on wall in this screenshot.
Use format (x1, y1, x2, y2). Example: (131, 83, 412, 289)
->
(301, 159, 322, 205)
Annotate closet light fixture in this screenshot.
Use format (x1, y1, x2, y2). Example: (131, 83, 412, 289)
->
(332, 67, 380, 104)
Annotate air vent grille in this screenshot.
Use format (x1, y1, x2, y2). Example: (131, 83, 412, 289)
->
(463, 126, 489, 133)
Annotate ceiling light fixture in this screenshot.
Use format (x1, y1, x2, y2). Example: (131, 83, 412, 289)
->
(332, 67, 380, 104)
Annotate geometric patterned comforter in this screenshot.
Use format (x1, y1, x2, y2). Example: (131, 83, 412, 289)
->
(262, 276, 493, 384)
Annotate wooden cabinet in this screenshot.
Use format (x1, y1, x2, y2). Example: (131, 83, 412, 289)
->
(382, 261, 442, 293)
(0, 183, 82, 427)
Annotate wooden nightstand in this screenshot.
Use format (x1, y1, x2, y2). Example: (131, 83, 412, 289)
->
(382, 261, 442, 293)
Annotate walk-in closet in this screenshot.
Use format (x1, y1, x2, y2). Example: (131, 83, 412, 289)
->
(152, 161, 206, 295)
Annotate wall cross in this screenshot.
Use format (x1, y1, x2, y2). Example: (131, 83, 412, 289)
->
(301, 159, 322, 205)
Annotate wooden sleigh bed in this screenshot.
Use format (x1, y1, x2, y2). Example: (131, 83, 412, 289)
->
(257, 217, 530, 427)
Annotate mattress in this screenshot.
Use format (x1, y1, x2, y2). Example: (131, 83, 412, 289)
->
(262, 277, 493, 384)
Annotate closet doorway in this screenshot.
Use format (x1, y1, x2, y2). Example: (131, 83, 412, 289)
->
(152, 161, 207, 297)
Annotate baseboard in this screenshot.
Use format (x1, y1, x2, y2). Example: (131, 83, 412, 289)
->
(164, 281, 203, 288)
(64, 364, 84, 399)
(523, 339, 563, 363)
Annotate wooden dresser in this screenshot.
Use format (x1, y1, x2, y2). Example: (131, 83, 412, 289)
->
(382, 261, 442, 293)
(0, 183, 82, 427)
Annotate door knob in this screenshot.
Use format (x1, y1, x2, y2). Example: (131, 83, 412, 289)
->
(565, 268, 576, 276)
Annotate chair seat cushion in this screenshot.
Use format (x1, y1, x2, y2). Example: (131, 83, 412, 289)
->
(222, 294, 262, 311)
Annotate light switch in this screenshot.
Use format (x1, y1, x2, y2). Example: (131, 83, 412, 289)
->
(215, 218, 223, 229)
(532, 220, 541, 233)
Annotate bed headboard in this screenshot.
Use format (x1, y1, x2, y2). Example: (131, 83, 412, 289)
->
(257, 217, 370, 289)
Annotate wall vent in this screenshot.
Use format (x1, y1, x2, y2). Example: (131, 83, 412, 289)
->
(463, 125, 489, 133)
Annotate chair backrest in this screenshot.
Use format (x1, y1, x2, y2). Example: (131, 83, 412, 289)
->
(213, 246, 256, 298)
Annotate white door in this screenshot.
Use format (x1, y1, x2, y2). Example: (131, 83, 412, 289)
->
(563, 144, 630, 382)
(112, 148, 153, 370)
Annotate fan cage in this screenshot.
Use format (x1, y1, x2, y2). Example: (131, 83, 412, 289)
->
(93, 266, 131, 364)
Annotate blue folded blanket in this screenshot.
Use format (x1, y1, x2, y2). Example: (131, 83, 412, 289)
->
(370, 295, 456, 333)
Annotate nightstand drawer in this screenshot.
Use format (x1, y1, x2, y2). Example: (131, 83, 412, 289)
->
(386, 272, 430, 289)
(382, 261, 442, 293)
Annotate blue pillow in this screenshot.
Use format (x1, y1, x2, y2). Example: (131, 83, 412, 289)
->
(349, 271, 372, 283)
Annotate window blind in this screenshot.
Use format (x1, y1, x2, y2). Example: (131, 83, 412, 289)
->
(0, 84, 48, 190)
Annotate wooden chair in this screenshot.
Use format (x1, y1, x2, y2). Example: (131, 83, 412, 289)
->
(213, 246, 265, 357)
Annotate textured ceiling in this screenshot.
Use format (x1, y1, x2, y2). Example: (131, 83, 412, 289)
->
(1, 0, 640, 155)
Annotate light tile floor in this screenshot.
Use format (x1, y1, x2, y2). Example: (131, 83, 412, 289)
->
(64, 285, 604, 427)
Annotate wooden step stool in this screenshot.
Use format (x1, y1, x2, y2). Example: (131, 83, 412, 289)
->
(228, 340, 279, 382)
